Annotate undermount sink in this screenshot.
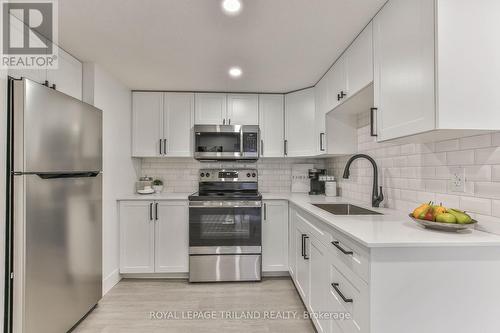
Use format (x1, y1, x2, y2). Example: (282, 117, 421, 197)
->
(312, 203, 383, 216)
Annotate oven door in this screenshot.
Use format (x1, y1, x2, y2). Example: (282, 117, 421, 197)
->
(194, 125, 242, 160)
(189, 200, 262, 253)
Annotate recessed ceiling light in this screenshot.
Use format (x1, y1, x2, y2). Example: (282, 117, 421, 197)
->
(221, 0, 242, 15)
(229, 67, 242, 78)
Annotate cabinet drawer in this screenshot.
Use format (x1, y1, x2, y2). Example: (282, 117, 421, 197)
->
(295, 210, 331, 246)
(329, 264, 369, 333)
(328, 230, 370, 284)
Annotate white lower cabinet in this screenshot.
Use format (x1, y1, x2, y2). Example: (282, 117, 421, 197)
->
(289, 205, 369, 333)
(262, 200, 288, 272)
(119, 200, 189, 274)
(119, 201, 155, 273)
(154, 201, 189, 273)
(309, 237, 329, 333)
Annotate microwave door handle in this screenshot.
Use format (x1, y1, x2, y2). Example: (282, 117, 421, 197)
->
(240, 129, 244, 156)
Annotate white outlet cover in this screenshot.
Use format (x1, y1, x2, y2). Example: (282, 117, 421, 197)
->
(449, 167, 465, 193)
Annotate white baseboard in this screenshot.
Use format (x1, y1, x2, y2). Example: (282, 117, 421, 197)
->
(103, 268, 121, 295)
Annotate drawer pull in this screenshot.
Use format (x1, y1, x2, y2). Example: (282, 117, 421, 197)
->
(332, 241, 353, 255)
(331, 283, 353, 303)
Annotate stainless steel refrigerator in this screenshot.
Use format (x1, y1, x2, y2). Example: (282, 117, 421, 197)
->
(5, 78, 103, 333)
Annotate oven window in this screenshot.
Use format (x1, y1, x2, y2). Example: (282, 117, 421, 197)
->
(195, 133, 241, 153)
(189, 207, 261, 247)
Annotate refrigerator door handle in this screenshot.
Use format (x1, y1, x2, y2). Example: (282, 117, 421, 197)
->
(35, 171, 100, 179)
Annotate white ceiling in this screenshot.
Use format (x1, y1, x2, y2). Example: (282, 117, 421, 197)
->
(59, 0, 386, 92)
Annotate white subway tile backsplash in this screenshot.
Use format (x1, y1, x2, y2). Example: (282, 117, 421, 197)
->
(492, 133, 500, 146)
(492, 200, 500, 218)
(446, 150, 475, 166)
(435, 139, 460, 152)
(492, 165, 500, 181)
(423, 153, 447, 166)
(459, 134, 492, 150)
(475, 182, 500, 199)
(460, 196, 492, 215)
(464, 165, 491, 182)
(475, 147, 500, 165)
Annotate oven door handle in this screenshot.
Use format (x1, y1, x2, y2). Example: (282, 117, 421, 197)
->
(189, 201, 262, 208)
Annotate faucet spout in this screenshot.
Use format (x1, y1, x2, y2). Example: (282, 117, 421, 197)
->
(342, 154, 384, 208)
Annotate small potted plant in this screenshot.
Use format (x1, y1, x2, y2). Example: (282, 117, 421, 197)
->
(152, 179, 164, 193)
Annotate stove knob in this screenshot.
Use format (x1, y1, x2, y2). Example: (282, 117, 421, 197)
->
(206, 173, 210, 177)
(247, 173, 251, 178)
(200, 173, 205, 177)
(252, 173, 256, 178)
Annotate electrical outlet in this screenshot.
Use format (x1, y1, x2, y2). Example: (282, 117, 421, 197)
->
(449, 167, 465, 192)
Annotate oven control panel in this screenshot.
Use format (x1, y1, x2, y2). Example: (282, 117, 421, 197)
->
(199, 169, 258, 182)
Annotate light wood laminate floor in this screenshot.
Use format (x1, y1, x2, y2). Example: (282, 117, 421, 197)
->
(73, 278, 315, 333)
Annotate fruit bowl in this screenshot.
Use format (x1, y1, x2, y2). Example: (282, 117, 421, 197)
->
(409, 214, 477, 232)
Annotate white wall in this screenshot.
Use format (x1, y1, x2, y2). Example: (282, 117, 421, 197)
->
(83, 63, 139, 294)
(0, 68, 8, 331)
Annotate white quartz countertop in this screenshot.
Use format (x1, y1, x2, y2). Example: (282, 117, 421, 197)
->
(117, 192, 191, 201)
(274, 193, 500, 248)
(117, 192, 500, 248)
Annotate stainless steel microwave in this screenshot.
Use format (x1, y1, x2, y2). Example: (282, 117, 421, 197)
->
(193, 125, 260, 161)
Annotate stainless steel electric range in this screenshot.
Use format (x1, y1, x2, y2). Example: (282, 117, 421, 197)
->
(188, 169, 262, 282)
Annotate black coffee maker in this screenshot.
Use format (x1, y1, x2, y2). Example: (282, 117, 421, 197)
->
(308, 169, 326, 195)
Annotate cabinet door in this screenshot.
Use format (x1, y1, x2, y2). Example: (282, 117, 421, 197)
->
(194, 93, 226, 125)
(288, 207, 297, 279)
(326, 57, 347, 111)
(373, 0, 435, 141)
(285, 88, 316, 157)
(164, 92, 194, 157)
(155, 201, 189, 273)
(309, 238, 329, 333)
(119, 201, 155, 273)
(227, 94, 259, 125)
(47, 46, 83, 100)
(295, 222, 310, 301)
(345, 22, 373, 97)
(132, 92, 163, 157)
(259, 94, 284, 157)
(315, 77, 328, 155)
(262, 201, 288, 272)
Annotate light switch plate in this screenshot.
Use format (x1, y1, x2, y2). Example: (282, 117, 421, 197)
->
(449, 167, 465, 192)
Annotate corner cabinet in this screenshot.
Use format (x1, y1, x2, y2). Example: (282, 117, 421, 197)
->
(262, 200, 288, 272)
(119, 200, 189, 274)
(194, 93, 258, 125)
(259, 94, 285, 157)
(373, 0, 500, 142)
(132, 92, 194, 157)
(285, 88, 316, 157)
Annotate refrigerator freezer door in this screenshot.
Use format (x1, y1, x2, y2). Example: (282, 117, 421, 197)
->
(15, 173, 102, 333)
(14, 79, 102, 173)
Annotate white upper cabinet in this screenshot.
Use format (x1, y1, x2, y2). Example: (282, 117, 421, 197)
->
(314, 77, 328, 155)
(195, 93, 259, 125)
(372, 0, 500, 142)
(132, 92, 164, 157)
(132, 92, 194, 157)
(194, 93, 227, 125)
(259, 94, 284, 157)
(155, 201, 189, 273)
(325, 57, 347, 111)
(285, 88, 316, 157)
(46, 46, 83, 100)
(345, 22, 373, 97)
(227, 94, 259, 125)
(164, 92, 194, 157)
(8, 13, 82, 100)
(262, 200, 288, 272)
(373, 0, 435, 142)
